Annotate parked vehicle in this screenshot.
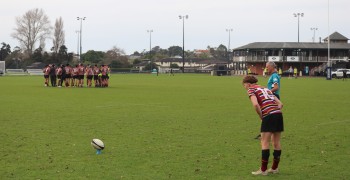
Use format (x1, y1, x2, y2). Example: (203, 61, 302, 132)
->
(331, 69, 350, 78)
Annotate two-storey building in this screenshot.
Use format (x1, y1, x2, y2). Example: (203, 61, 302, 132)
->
(232, 32, 350, 75)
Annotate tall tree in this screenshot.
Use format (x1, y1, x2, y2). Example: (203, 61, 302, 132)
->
(52, 17, 65, 54)
(82, 50, 105, 64)
(210, 44, 228, 60)
(168, 46, 183, 57)
(0, 42, 11, 61)
(104, 46, 129, 68)
(32, 47, 43, 62)
(11, 8, 52, 54)
(57, 45, 68, 64)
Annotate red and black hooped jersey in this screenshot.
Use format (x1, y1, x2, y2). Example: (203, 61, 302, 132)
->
(247, 85, 281, 118)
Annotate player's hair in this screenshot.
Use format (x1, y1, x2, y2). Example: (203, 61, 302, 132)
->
(243, 75, 258, 84)
(266, 61, 276, 68)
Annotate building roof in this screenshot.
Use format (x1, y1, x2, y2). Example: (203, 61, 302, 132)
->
(233, 42, 350, 51)
(155, 58, 227, 64)
(323, 31, 349, 41)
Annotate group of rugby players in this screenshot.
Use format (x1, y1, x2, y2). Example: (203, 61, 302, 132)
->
(43, 63, 110, 88)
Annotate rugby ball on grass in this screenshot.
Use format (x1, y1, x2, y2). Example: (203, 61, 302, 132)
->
(91, 139, 105, 150)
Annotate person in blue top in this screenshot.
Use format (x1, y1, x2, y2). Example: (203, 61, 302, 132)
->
(266, 61, 280, 99)
(255, 61, 281, 140)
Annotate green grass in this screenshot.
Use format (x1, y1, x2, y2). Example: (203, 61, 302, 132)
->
(0, 74, 349, 179)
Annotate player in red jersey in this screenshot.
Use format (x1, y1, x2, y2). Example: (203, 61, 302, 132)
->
(242, 76, 284, 176)
(72, 65, 79, 87)
(43, 65, 50, 86)
(78, 63, 85, 87)
(93, 64, 100, 87)
(56, 65, 63, 87)
(101, 65, 108, 87)
(85, 65, 94, 87)
(64, 64, 72, 87)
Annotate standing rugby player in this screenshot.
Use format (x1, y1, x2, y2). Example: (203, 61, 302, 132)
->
(101, 65, 107, 87)
(64, 64, 72, 87)
(43, 65, 50, 86)
(93, 64, 100, 87)
(56, 64, 63, 87)
(242, 76, 284, 176)
(72, 65, 79, 87)
(78, 63, 85, 87)
(49, 64, 57, 87)
(86, 65, 94, 87)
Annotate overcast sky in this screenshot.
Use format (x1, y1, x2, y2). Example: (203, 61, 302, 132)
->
(1, 0, 349, 55)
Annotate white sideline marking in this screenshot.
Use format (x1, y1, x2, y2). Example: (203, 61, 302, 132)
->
(96, 103, 169, 108)
(317, 120, 350, 126)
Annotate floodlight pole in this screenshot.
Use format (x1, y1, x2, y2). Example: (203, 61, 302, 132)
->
(311, 27, 318, 42)
(77, 17, 86, 61)
(179, 15, 188, 73)
(327, 0, 332, 80)
(226, 28, 233, 72)
(75, 30, 80, 58)
(293, 13, 304, 43)
(147, 30, 153, 71)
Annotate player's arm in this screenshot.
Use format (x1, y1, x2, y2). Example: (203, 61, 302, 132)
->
(250, 95, 263, 120)
(271, 82, 279, 93)
(274, 96, 283, 110)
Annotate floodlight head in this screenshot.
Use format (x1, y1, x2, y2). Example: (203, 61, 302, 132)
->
(301, 13, 304, 17)
(185, 15, 189, 19)
(179, 15, 182, 19)
(83, 17, 86, 20)
(293, 13, 297, 17)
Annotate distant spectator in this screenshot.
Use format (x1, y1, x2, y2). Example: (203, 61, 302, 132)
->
(278, 68, 282, 78)
(288, 66, 293, 79)
(263, 67, 267, 77)
(305, 66, 309, 76)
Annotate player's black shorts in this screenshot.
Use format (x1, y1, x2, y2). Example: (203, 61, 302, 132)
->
(73, 75, 77, 79)
(94, 75, 98, 80)
(87, 75, 93, 80)
(78, 75, 84, 80)
(44, 75, 49, 78)
(106, 75, 109, 79)
(65, 74, 71, 78)
(261, 113, 284, 132)
(102, 75, 107, 80)
(57, 75, 62, 79)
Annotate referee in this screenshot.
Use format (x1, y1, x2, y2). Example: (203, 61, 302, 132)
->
(255, 61, 281, 140)
(266, 62, 281, 99)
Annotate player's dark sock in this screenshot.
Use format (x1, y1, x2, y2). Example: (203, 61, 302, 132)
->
(261, 149, 270, 171)
(272, 150, 281, 170)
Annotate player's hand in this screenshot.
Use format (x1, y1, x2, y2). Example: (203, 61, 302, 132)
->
(278, 104, 283, 110)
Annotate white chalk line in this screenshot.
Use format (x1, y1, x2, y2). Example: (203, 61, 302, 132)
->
(96, 103, 170, 108)
(316, 120, 350, 126)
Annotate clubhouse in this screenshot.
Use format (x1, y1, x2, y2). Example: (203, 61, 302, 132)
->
(232, 32, 350, 75)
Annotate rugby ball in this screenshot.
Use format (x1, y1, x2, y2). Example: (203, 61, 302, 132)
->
(91, 139, 105, 150)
